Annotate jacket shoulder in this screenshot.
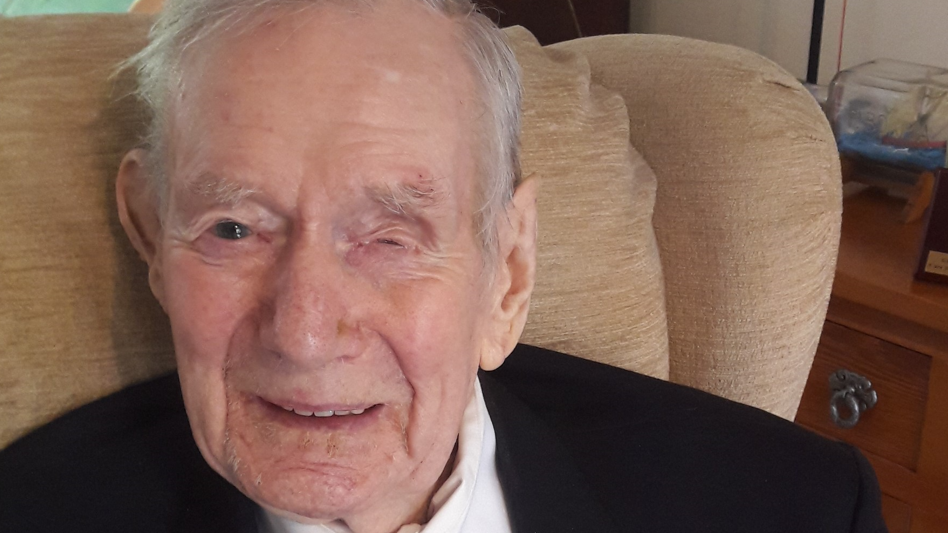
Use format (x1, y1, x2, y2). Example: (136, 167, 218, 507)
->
(488, 344, 887, 533)
(0, 374, 254, 533)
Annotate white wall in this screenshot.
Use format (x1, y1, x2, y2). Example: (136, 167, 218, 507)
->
(629, 0, 814, 80)
(819, 0, 948, 84)
(632, 0, 948, 85)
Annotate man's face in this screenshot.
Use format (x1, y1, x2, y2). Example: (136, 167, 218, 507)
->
(140, 1, 503, 528)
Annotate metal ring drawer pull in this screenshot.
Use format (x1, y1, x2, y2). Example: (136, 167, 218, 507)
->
(829, 369, 878, 429)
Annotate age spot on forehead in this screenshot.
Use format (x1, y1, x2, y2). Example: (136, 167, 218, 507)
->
(380, 69, 403, 84)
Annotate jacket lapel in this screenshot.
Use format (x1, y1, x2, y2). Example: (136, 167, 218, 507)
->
(479, 371, 621, 533)
(176, 484, 259, 533)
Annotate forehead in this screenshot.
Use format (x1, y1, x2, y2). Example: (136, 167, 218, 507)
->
(168, 0, 480, 203)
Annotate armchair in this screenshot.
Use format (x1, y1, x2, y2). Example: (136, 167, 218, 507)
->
(0, 14, 840, 449)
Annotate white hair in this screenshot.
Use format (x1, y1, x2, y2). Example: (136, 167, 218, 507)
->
(125, 0, 522, 256)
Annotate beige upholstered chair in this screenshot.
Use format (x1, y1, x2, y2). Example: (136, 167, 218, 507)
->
(0, 14, 840, 450)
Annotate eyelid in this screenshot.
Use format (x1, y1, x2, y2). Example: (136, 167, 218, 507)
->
(367, 225, 416, 245)
(375, 237, 406, 247)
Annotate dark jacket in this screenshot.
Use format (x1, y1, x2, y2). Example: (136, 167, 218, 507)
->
(0, 344, 887, 532)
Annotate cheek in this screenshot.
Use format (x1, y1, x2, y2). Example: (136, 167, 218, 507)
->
(161, 254, 258, 473)
(385, 276, 488, 408)
(393, 283, 481, 366)
(380, 283, 486, 468)
(164, 259, 246, 363)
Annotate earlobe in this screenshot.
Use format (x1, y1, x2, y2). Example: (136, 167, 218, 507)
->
(479, 174, 540, 371)
(116, 148, 166, 306)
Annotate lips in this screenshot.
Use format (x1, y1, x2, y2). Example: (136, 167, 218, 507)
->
(242, 391, 385, 432)
(255, 394, 381, 422)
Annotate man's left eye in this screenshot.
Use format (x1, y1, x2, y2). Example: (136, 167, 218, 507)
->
(376, 238, 404, 247)
(214, 220, 251, 240)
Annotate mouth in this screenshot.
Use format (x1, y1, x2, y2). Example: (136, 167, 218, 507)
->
(278, 405, 368, 418)
(252, 396, 383, 430)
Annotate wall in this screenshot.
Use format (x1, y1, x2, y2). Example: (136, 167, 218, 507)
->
(629, 0, 814, 81)
(632, 0, 948, 85)
(819, 0, 948, 84)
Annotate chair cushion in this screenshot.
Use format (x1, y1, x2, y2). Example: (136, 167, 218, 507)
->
(508, 28, 668, 377)
(0, 16, 668, 448)
(559, 34, 841, 419)
(0, 14, 172, 449)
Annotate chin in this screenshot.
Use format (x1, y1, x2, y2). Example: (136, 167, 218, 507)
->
(240, 467, 370, 521)
(212, 394, 413, 524)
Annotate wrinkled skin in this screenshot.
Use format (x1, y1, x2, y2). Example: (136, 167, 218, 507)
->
(116, 1, 538, 532)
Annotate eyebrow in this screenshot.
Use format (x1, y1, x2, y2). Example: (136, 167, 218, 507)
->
(180, 171, 445, 218)
(184, 171, 258, 207)
(365, 180, 445, 218)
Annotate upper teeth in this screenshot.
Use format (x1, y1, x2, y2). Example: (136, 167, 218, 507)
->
(282, 406, 366, 417)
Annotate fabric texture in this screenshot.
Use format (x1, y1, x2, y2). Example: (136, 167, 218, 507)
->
(557, 35, 842, 419)
(506, 28, 669, 378)
(0, 14, 174, 449)
(0, 345, 888, 533)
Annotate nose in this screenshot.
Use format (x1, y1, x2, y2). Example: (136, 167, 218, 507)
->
(259, 235, 364, 369)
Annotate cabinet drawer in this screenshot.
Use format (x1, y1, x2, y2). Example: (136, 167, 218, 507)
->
(796, 322, 931, 470)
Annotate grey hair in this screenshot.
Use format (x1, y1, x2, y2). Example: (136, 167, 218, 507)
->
(125, 0, 522, 258)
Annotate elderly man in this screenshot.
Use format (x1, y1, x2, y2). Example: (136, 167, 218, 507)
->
(0, 1, 887, 532)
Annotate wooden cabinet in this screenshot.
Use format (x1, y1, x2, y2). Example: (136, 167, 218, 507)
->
(798, 322, 931, 471)
(480, 0, 629, 45)
(795, 189, 948, 533)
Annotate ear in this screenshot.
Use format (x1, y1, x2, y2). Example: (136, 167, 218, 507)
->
(479, 174, 539, 371)
(116, 148, 167, 307)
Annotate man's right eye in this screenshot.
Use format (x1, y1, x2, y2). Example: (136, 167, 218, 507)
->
(213, 220, 250, 240)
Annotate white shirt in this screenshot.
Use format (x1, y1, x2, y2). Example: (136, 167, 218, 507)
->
(259, 378, 511, 533)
